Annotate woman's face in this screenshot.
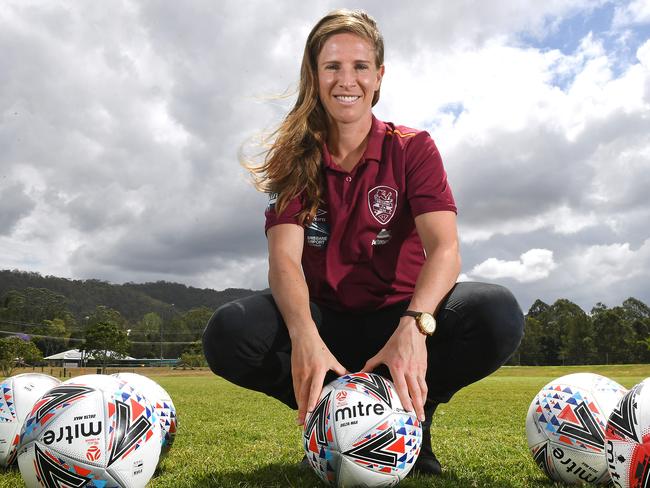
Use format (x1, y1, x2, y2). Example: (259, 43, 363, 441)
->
(317, 32, 384, 128)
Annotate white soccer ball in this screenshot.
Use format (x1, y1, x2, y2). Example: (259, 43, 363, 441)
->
(17, 374, 161, 488)
(526, 372, 627, 484)
(303, 372, 422, 487)
(0, 373, 61, 468)
(112, 372, 177, 456)
(605, 377, 650, 488)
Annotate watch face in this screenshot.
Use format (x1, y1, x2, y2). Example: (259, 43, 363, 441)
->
(419, 313, 436, 334)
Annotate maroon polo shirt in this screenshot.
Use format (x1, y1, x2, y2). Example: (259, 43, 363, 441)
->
(265, 115, 456, 312)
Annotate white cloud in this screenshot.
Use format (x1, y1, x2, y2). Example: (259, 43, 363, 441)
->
(638, 39, 650, 67)
(613, 0, 650, 27)
(467, 249, 557, 283)
(564, 240, 650, 287)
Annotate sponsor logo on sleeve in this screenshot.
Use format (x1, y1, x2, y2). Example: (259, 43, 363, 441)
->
(267, 192, 278, 211)
(306, 208, 329, 248)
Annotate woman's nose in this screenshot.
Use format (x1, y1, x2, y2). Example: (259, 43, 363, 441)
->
(337, 68, 357, 88)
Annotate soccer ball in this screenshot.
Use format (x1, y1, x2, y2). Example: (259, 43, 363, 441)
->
(0, 373, 61, 467)
(526, 372, 627, 484)
(17, 374, 161, 488)
(112, 372, 177, 456)
(605, 377, 650, 487)
(303, 372, 422, 487)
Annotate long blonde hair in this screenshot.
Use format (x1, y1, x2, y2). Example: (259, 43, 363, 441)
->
(247, 9, 384, 224)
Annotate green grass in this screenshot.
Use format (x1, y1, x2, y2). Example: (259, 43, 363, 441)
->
(2, 365, 649, 487)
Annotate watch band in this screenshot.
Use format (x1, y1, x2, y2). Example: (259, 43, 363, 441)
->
(401, 310, 436, 336)
(401, 310, 421, 319)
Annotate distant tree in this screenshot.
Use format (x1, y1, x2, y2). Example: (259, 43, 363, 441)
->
(32, 318, 70, 357)
(84, 321, 131, 373)
(0, 336, 43, 376)
(129, 312, 162, 358)
(622, 297, 650, 320)
(592, 306, 635, 364)
(559, 305, 596, 365)
(87, 305, 126, 329)
(537, 299, 572, 364)
(140, 312, 162, 336)
(0, 287, 74, 326)
(528, 299, 550, 318)
(517, 316, 545, 365)
(180, 307, 213, 339)
(621, 297, 650, 363)
(180, 342, 207, 368)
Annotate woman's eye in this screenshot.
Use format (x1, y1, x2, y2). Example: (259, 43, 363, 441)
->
(356, 64, 369, 70)
(325, 64, 339, 70)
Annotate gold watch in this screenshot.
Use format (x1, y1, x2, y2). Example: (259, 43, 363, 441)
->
(402, 310, 436, 336)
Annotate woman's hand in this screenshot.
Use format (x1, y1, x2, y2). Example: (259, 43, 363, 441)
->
(361, 317, 428, 421)
(291, 328, 348, 426)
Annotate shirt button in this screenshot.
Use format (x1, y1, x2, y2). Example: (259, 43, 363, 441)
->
(345, 176, 352, 182)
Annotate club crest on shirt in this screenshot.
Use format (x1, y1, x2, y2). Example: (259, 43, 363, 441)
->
(368, 186, 398, 225)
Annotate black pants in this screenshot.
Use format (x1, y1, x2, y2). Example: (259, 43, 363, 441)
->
(202, 282, 524, 411)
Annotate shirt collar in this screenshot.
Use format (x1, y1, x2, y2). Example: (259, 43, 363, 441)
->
(322, 115, 386, 171)
(364, 115, 386, 163)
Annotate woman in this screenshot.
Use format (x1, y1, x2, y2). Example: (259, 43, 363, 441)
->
(203, 9, 524, 476)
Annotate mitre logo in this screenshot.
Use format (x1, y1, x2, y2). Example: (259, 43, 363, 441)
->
(335, 401, 385, 421)
(368, 186, 397, 225)
(42, 421, 102, 445)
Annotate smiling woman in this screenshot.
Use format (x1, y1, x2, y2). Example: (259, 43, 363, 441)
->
(202, 8, 525, 482)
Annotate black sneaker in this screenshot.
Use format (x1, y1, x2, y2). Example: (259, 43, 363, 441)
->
(411, 445, 442, 476)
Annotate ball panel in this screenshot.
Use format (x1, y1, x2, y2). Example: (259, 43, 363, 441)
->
(0, 377, 18, 423)
(548, 442, 608, 484)
(0, 374, 61, 468)
(108, 394, 161, 488)
(305, 445, 340, 486)
(529, 441, 557, 481)
(330, 388, 392, 452)
(112, 373, 177, 454)
(304, 384, 339, 486)
(337, 455, 399, 487)
(343, 413, 421, 480)
(0, 423, 19, 467)
(606, 438, 637, 487)
(333, 373, 399, 411)
(21, 384, 98, 447)
(17, 442, 121, 488)
(102, 387, 160, 486)
(31, 392, 106, 468)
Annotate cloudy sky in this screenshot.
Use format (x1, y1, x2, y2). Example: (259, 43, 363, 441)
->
(1, 0, 649, 312)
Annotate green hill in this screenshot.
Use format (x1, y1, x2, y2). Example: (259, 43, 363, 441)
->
(0, 269, 262, 322)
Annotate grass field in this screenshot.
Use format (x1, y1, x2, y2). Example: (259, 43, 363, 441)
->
(2, 364, 649, 487)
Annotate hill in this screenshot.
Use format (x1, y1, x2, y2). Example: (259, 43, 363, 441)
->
(0, 269, 262, 322)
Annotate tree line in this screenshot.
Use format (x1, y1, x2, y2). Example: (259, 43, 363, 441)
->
(1, 269, 649, 370)
(514, 297, 650, 365)
(0, 281, 259, 374)
(0, 269, 264, 322)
